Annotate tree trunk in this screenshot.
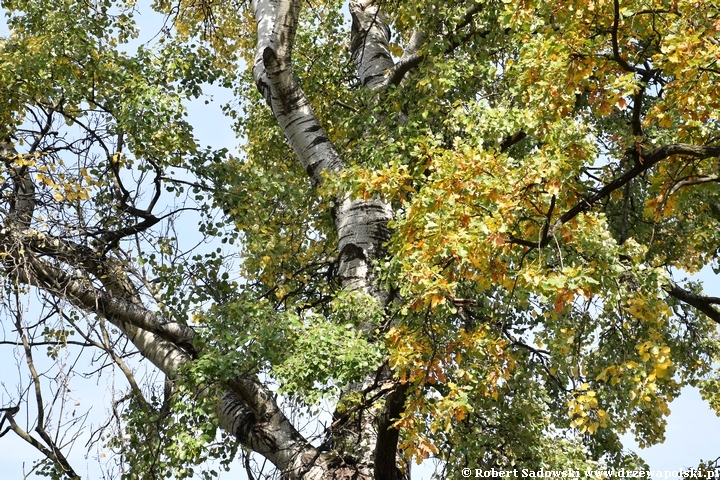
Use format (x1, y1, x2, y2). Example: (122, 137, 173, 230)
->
(249, 1, 410, 478)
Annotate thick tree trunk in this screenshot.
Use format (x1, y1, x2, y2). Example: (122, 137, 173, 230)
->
(250, 1, 409, 478)
(2, 138, 380, 480)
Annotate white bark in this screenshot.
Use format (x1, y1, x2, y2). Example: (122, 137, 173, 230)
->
(350, 0, 395, 88)
(21, 245, 325, 477)
(1, 136, 322, 478)
(334, 196, 393, 305)
(252, 0, 343, 184)
(252, 0, 395, 305)
(250, 1, 407, 478)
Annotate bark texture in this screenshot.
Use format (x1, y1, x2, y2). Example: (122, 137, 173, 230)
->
(249, 1, 409, 478)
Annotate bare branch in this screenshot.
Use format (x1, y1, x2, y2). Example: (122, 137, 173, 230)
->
(5, 412, 81, 479)
(668, 175, 720, 196)
(7, 295, 81, 479)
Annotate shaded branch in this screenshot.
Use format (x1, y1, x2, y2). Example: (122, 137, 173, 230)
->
(385, 3, 484, 87)
(1, 140, 36, 230)
(668, 175, 720, 196)
(96, 215, 162, 251)
(630, 86, 645, 137)
(508, 143, 720, 248)
(667, 281, 720, 324)
(373, 383, 408, 480)
(500, 131, 527, 152)
(612, 0, 643, 74)
(541, 195, 556, 244)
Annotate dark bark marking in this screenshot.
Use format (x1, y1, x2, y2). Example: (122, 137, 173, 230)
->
(304, 124, 322, 133)
(306, 160, 320, 180)
(287, 115, 315, 129)
(306, 134, 330, 150)
(340, 244, 367, 262)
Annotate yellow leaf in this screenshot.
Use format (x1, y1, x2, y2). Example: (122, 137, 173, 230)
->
(429, 294, 446, 309)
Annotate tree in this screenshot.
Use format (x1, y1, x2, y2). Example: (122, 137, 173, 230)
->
(1, 0, 720, 478)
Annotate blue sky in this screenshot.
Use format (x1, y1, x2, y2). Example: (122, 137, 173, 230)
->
(618, 266, 720, 472)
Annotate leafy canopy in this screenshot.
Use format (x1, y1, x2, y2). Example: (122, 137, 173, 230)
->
(188, 0, 720, 468)
(2, 0, 720, 477)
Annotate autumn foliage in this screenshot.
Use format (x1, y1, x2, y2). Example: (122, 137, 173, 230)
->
(1, 0, 720, 478)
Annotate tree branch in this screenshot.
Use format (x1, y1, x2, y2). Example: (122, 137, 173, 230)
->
(12, 238, 330, 479)
(5, 413, 80, 479)
(387, 29, 427, 86)
(668, 175, 720, 196)
(612, 0, 643, 74)
(4, 298, 80, 480)
(509, 143, 720, 248)
(1, 140, 36, 230)
(373, 383, 409, 480)
(252, 0, 342, 185)
(384, 3, 484, 87)
(25, 251, 196, 354)
(667, 281, 720, 324)
(350, 0, 395, 88)
(500, 131, 527, 152)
